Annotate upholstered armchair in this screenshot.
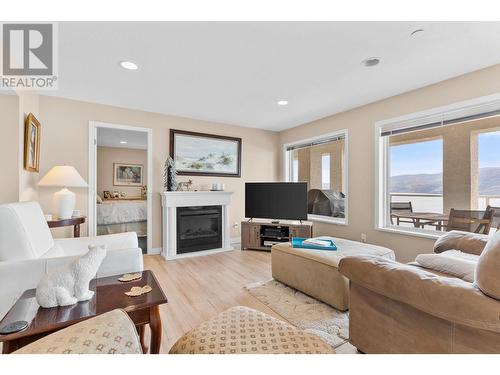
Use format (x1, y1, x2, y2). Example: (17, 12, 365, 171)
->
(0, 202, 144, 320)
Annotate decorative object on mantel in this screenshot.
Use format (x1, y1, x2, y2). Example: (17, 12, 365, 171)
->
(170, 129, 242, 177)
(211, 183, 225, 191)
(38, 165, 88, 219)
(177, 179, 193, 191)
(35, 245, 107, 308)
(24, 113, 41, 172)
(125, 285, 152, 297)
(164, 156, 178, 191)
(118, 273, 142, 282)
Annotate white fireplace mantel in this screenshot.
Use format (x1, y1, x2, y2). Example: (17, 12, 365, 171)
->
(160, 191, 234, 260)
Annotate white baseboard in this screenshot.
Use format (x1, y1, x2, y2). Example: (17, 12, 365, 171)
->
(148, 247, 162, 255)
(230, 236, 241, 246)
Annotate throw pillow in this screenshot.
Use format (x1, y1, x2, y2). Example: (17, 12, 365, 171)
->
(474, 231, 500, 300)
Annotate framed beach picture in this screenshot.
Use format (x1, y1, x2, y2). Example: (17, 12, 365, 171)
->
(24, 113, 41, 172)
(170, 129, 242, 177)
(113, 163, 143, 186)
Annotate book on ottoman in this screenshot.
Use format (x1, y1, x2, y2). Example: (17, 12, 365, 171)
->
(292, 237, 337, 251)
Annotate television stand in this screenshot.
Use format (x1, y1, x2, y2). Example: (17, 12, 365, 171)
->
(241, 219, 313, 251)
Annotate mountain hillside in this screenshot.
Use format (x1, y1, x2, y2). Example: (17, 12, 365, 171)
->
(390, 167, 500, 195)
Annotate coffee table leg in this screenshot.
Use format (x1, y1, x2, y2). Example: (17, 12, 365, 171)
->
(149, 305, 162, 354)
(137, 325, 148, 353)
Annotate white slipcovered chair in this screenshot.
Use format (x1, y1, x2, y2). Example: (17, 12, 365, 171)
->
(0, 201, 144, 320)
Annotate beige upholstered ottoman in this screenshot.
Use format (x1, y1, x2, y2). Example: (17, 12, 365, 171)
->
(169, 306, 334, 354)
(271, 236, 395, 311)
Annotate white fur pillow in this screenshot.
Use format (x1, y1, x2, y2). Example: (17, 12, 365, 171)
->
(415, 250, 478, 282)
(475, 231, 500, 300)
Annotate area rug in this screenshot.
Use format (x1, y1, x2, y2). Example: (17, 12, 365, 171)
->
(245, 279, 349, 349)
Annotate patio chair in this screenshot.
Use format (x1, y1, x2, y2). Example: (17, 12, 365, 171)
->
(390, 201, 416, 225)
(446, 206, 495, 234)
(487, 205, 500, 232)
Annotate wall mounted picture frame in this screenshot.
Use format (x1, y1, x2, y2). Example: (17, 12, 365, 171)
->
(170, 129, 242, 177)
(24, 113, 41, 172)
(113, 163, 143, 186)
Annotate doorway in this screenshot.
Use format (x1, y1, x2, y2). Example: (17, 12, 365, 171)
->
(88, 121, 153, 253)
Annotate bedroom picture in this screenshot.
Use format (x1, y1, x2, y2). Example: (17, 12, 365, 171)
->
(114, 163, 143, 186)
(95, 127, 149, 253)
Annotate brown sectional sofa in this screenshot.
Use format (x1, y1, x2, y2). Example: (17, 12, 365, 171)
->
(339, 231, 500, 353)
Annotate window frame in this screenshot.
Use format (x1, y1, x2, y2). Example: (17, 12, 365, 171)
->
(283, 129, 349, 226)
(374, 93, 500, 239)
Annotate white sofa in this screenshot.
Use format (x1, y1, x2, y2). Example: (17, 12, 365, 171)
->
(0, 202, 144, 320)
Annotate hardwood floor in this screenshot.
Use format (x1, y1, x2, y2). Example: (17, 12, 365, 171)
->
(143, 249, 282, 353)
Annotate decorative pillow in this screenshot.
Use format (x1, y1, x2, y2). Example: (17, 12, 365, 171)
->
(474, 231, 500, 300)
(415, 250, 478, 282)
(96, 194, 103, 204)
(434, 230, 488, 255)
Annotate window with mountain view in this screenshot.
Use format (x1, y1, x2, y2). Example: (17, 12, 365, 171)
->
(378, 103, 500, 235)
(285, 131, 347, 223)
(478, 130, 500, 209)
(389, 138, 444, 217)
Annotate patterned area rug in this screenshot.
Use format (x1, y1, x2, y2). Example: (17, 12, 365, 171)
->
(245, 279, 349, 349)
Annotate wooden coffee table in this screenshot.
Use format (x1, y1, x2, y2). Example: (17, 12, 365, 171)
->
(0, 270, 167, 354)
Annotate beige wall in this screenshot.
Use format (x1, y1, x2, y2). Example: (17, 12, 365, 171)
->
(0, 94, 20, 203)
(38, 95, 280, 246)
(97, 146, 147, 198)
(279, 64, 500, 263)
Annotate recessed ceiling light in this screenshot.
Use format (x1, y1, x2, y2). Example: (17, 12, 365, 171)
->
(119, 141, 128, 144)
(277, 100, 289, 106)
(361, 57, 380, 67)
(410, 29, 425, 37)
(119, 61, 138, 70)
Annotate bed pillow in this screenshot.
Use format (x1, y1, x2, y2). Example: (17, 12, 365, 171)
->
(96, 194, 103, 204)
(475, 231, 500, 300)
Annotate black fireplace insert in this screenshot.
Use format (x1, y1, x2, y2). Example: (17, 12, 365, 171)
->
(176, 205, 222, 254)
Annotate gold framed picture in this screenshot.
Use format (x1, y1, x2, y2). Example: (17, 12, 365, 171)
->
(24, 113, 41, 172)
(113, 163, 143, 186)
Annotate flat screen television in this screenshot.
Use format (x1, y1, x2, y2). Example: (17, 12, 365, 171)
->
(245, 182, 308, 221)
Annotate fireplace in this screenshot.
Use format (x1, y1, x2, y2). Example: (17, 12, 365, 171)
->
(176, 205, 223, 254)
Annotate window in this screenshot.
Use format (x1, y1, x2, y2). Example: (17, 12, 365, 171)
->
(285, 130, 348, 224)
(477, 130, 500, 209)
(389, 138, 444, 217)
(321, 154, 330, 189)
(292, 158, 299, 182)
(376, 96, 500, 237)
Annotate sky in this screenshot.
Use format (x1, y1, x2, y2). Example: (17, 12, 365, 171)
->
(389, 131, 500, 176)
(390, 139, 443, 176)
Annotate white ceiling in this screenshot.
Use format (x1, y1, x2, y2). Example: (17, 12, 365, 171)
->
(44, 22, 500, 131)
(97, 127, 147, 149)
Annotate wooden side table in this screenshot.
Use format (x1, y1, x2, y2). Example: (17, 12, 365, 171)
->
(47, 216, 86, 237)
(0, 270, 167, 354)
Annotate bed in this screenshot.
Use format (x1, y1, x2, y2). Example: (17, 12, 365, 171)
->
(97, 200, 147, 237)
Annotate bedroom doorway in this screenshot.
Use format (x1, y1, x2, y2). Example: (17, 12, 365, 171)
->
(88, 122, 153, 254)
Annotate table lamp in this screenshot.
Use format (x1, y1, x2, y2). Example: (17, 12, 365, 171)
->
(38, 165, 88, 219)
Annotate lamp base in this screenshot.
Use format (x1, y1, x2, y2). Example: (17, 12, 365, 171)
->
(53, 187, 75, 219)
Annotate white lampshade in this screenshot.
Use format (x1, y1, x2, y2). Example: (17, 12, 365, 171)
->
(38, 165, 88, 188)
